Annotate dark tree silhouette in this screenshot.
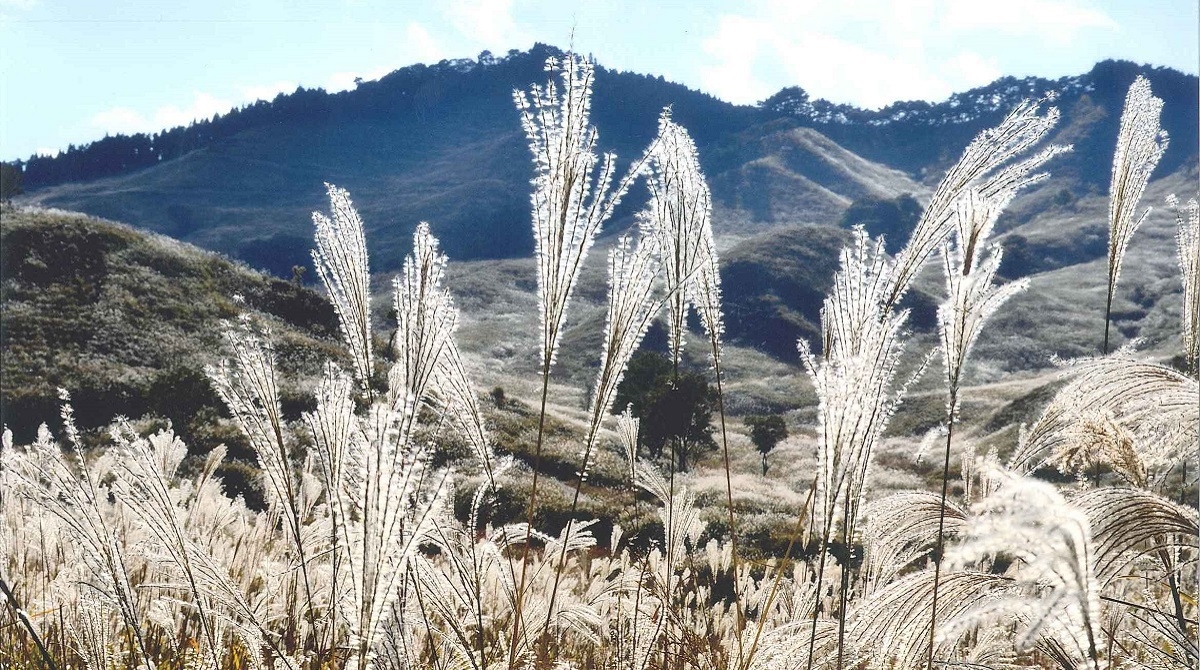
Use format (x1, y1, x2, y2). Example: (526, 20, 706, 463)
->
(0, 162, 22, 201)
(613, 351, 715, 471)
(745, 414, 788, 475)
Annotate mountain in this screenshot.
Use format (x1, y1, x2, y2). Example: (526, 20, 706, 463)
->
(17, 46, 1193, 278)
(7, 47, 1197, 372)
(763, 60, 1198, 188)
(15, 45, 765, 274)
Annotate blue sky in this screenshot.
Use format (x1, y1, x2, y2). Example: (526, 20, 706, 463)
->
(1, 0, 1196, 161)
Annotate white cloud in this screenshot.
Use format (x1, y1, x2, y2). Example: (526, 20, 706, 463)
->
(89, 107, 149, 136)
(324, 22, 446, 93)
(90, 92, 234, 137)
(151, 92, 235, 128)
(325, 65, 395, 92)
(700, 15, 774, 105)
(942, 0, 1117, 43)
(405, 22, 446, 64)
(239, 81, 297, 102)
(444, 0, 528, 53)
(787, 35, 953, 108)
(697, 0, 1118, 107)
(945, 51, 1002, 85)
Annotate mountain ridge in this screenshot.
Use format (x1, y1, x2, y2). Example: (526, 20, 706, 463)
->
(13, 49, 1195, 189)
(8, 46, 1197, 285)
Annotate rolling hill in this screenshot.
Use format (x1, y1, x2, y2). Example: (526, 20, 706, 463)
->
(14, 46, 1194, 278)
(6, 46, 1197, 379)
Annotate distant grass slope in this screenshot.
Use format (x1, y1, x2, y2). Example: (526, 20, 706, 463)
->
(0, 206, 343, 450)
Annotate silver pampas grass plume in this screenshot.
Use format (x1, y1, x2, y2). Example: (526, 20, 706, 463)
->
(312, 183, 374, 389)
(1104, 76, 1169, 353)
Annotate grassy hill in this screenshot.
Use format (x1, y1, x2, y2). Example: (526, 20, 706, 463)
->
(0, 206, 343, 458)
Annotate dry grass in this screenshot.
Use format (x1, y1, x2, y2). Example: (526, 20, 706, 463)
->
(2, 59, 1196, 670)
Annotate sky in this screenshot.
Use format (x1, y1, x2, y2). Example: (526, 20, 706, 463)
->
(1, 0, 1197, 162)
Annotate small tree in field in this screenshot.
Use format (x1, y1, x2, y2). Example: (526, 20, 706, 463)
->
(613, 350, 716, 470)
(746, 414, 788, 475)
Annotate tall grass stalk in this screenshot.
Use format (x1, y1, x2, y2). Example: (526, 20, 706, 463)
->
(927, 190, 1036, 669)
(5, 63, 1199, 670)
(545, 230, 659, 640)
(801, 96, 1066, 670)
(1168, 195, 1199, 375)
(642, 109, 747, 662)
(508, 52, 650, 668)
(1103, 76, 1168, 354)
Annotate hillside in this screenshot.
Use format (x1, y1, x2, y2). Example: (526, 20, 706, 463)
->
(6, 47, 1197, 378)
(0, 206, 342, 452)
(15, 47, 1194, 279)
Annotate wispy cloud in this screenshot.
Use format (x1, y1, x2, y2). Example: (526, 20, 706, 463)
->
(325, 66, 395, 92)
(941, 0, 1117, 43)
(443, 0, 529, 52)
(90, 92, 234, 136)
(239, 81, 297, 103)
(405, 21, 445, 63)
(325, 23, 445, 92)
(697, 0, 1118, 107)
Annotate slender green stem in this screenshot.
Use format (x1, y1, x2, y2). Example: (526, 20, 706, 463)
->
(926, 394, 957, 670)
(506, 360, 554, 670)
(835, 486, 854, 670)
(743, 476, 817, 670)
(804, 515, 834, 670)
(1103, 284, 1115, 354)
(712, 355, 746, 667)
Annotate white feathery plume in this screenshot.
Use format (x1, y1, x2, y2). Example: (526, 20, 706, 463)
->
(206, 315, 294, 515)
(2, 395, 155, 670)
(582, 232, 661, 478)
(206, 313, 324, 648)
(306, 363, 363, 528)
(642, 109, 745, 661)
(792, 100, 1065, 662)
(109, 422, 285, 669)
(390, 222, 498, 483)
(743, 620, 842, 670)
(312, 183, 374, 389)
(339, 402, 452, 667)
(1104, 76, 1168, 353)
(886, 98, 1068, 310)
(800, 97, 1065, 558)
(939, 191, 1031, 405)
(509, 54, 647, 665)
(796, 224, 937, 670)
(799, 228, 912, 541)
(617, 406, 641, 485)
(1168, 194, 1199, 374)
(307, 203, 460, 667)
(389, 221, 455, 411)
(946, 468, 1104, 670)
(928, 188, 1035, 664)
(797, 228, 924, 670)
(1070, 487, 1198, 586)
(1008, 356, 1198, 487)
(547, 231, 659, 637)
(847, 569, 1017, 669)
(515, 53, 640, 371)
(643, 109, 721, 367)
(67, 593, 117, 670)
(862, 491, 967, 591)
